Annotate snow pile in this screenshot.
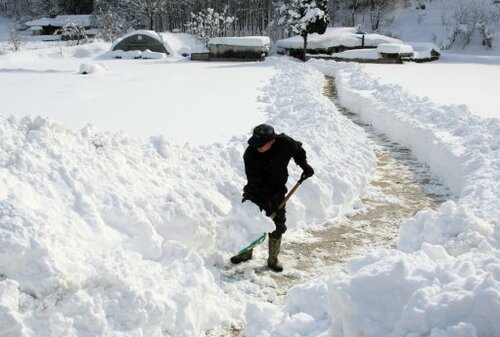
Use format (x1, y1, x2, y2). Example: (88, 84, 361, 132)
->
(243, 60, 500, 336)
(327, 244, 500, 337)
(79, 63, 108, 74)
(376, 43, 414, 54)
(0, 115, 243, 336)
(110, 49, 142, 59)
(160, 32, 208, 56)
(276, 27, 401, 50)
(141, 50, 166, 59)
(243, 243, 500, 337)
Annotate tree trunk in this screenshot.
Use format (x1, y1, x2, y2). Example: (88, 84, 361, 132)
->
(302, 33, 307, 62)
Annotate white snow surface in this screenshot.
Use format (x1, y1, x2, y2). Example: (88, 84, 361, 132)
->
(276, 27, 401, 50)
(243, 59, 500, 337)
(0, 43, 274, 145)
(361, 55, 500, 119)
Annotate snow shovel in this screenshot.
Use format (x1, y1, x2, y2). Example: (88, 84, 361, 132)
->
(232, 177, 306, 257)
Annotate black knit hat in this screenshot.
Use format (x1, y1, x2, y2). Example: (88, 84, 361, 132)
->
(248, 124, 276, 148)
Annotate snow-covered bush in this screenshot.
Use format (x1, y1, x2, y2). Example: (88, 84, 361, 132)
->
(186, 7, 236, 44)
(56, 21, 87, 45)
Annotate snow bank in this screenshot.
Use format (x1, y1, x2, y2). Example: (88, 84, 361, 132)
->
(141, 50, 167, 59)
(0, 41, 110, 62)
(243, 60, 500, 336)
(0, 115, 243, 336)
(110, 49, 142, 59)
(314, 61, 499, 224)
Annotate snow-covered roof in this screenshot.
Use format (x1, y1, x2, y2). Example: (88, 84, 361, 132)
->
(377, 43, 414, 54)
(208, 36, 271, 47)
(276, 27, 401, 49)
(25, 15, 92, 28)
(111, 30, 164, 50)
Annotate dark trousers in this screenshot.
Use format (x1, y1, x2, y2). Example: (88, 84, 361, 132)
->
(261, 195, 287, 239)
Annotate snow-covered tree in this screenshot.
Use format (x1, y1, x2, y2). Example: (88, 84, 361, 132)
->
(278, 0, 330, 60)
(57, 21, 87, 45)
(93, 0, 138, 41)
(186, 7, 236, 44)
(441, 0, 499, 49)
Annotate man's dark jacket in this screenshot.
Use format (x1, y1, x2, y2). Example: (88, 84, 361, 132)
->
(243, 133, 307, 206)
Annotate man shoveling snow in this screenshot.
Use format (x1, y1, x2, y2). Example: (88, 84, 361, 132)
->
(231, 124, 314, 272)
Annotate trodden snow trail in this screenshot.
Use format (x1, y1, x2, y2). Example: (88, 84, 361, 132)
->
(206, 76, 450, 337)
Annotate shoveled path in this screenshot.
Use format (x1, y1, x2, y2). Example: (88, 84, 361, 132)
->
(205, 76, 449, 336)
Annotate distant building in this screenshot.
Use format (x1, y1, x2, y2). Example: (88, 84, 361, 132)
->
(276, 27, 401, 58)
(111, 30, 169, 55)
(192, 36, 270, 61)
(25, 15, 93, 36)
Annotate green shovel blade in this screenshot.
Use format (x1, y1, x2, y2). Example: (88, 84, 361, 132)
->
(237, 232, 267, 255)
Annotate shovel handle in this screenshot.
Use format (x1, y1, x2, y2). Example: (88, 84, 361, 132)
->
(269, 178, 305, 220)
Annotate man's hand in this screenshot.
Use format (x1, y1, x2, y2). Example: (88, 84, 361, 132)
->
(300, 162, 314, 181)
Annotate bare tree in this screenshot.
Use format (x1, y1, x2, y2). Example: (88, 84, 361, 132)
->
(9, 25, 22, 51)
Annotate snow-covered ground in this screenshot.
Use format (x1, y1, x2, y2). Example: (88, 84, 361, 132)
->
(0, 43, 275, 145)
(362, 54, 500, 119)
(1, 11, 500, 337)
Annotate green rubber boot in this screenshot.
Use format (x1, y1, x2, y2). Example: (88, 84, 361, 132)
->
(230, 249, 253, 264)
(267, 237, 283, 272)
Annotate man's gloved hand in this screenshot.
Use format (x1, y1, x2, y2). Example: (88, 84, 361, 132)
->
(299, 162, 315, 181)
(242, 192, 250, 203)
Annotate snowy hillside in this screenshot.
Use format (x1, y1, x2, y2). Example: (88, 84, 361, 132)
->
(380, 0, 500, 55)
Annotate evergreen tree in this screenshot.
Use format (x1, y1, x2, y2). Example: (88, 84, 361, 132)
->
(279, 0, 330, 60)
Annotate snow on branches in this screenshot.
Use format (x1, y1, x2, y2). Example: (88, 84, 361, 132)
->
(186, 7, 236, 44)
(277, 0, 330, 60)
(278, 0, 329, 37)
